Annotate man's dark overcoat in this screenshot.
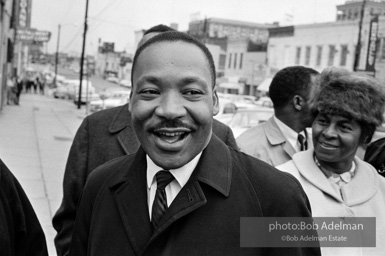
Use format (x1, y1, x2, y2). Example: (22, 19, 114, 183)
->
(53, 103, 238, 256)
(0, 159, 48, 256)
(69, 135, 320, 256)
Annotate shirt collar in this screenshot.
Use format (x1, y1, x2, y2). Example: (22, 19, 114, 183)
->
(314, 156, 356, 184)
(146, 152, 202, 189)
(273, 115, 299, 149)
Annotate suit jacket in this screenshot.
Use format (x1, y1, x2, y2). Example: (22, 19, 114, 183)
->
(237, 117, 312, 166)
(0, 159, 48, 256)
(69, 135, 320, 256)
(53, 104, 238, 256)
(277, 150, 385, 256)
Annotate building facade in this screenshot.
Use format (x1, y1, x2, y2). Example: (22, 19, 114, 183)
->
(267, 0, 385, 84)
(0, 0, 17, 110)
(188, 18, 277, 96)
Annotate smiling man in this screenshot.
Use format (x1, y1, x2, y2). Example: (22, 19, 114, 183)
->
(69, 31, 320, 256)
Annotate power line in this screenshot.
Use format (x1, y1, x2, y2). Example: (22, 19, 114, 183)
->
(91, 0, 122, 20)
(59, 0, 77, 24)
(61, 27, 83, 52)
(88, 17, 135, 28)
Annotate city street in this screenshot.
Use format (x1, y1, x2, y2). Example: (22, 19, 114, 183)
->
(0, 90, 88, 255)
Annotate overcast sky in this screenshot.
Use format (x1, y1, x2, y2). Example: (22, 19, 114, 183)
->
(31, 0, 347, 55)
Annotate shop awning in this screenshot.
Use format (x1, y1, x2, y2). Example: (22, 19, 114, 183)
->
(257, 78, 273, 92)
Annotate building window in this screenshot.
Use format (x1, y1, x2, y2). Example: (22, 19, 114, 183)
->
(380, 39, 385, 61)
(234, 53, 237, 69)
(219, 54, 226, 70)
(239, 53, 243, 69)
(228, 53, 232, 69)
(316, 46, 322, 66)
(295, 47, 301, 65)
(328, 45, 336, 66)
(305, 46, 311, 65)
(340, 44, 348, 66)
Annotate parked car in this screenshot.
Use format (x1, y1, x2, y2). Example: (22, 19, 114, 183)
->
(254, 96, 273, 108)
(215, 95, 260, 124)
(106, 76, 119, 83)
(119, 79, 131, 88)
(227, 108, 274, 138)
(70, 80, 98, 105)
(89, 90, 131, 113)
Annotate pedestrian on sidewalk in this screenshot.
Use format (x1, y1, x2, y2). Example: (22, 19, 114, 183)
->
(0, 158, 48, 256)
(14, 76, 24, 105)
(38, 74, 45, 95)
(6, 75, 17, 105)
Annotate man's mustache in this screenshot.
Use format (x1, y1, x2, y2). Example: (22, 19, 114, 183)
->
(152, 119, 195, 131)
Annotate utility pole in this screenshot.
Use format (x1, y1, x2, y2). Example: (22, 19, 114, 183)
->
(54, 24, 61, 87)
(77, 0, 89, 109)
(353, 0, 367, 71)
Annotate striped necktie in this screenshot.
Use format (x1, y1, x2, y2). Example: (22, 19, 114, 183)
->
(151, 170, 175, 230)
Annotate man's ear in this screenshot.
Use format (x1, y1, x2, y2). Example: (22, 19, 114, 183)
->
(293, 95, 303, 111)
(212, 86, 219, 116)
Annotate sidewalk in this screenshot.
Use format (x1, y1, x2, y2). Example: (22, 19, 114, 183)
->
(0, 92, 86, 255)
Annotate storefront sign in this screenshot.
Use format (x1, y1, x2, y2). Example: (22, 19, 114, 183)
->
(366, 16, 379, 72)
(17, 29, 51, 42)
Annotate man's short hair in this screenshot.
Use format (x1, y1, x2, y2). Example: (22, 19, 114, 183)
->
(269, 66, 319, 109)
(131, 31, 216, 87)
(143, 24, 176, 36)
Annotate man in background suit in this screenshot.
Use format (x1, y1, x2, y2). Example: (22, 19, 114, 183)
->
(69, 30, 319, 256)
(237, 66, 319, 166)
(52, 25, 238, 256)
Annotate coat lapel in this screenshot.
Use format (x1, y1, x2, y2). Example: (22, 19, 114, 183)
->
(339, 157, 378, 206)
(111, 148, 152, 255)
(292, 150, 344, 202)
(146, 135, 232, 245)
(111, 135, 233, 253)
(109, 104, 140, 155)
(265, 118, 296, 158)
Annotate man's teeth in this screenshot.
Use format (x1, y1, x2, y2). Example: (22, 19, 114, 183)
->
(157, 132, 186, 143)
(159, 132, 184, 137)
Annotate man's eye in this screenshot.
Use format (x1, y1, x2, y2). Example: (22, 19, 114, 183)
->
(184, 89, 203, 95)
(317, 118, 328, 125)
(140, 88, 159, 94)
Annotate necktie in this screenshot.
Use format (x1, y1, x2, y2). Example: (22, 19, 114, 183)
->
(151, 170, 175, 230)
(298, 133, 307, 151)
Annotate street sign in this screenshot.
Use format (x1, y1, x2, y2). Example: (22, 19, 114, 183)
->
(17, 28, 51, 43)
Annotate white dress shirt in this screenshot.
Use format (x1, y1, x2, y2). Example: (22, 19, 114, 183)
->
(146, 153, 202, 219)
(273, 116, 303, 152)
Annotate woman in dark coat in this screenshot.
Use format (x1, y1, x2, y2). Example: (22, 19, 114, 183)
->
(0, 159, 48, 256)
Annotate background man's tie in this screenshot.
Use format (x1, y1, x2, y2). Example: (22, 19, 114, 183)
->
(298, 133, 308, 151)
(151, 170, 175, 230)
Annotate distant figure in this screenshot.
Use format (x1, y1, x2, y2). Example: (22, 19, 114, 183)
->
(277, 67, 385, 256)
(26, 78, 34, 93)
(32, 77, 38, 94)
(6, 76, 17, 105)
(0, 158, 48, 256)
(36, 76, 45, 95)
(52, 24, 238, 256)
(237, 66, 319, 166)
(15, 76, 24, 105)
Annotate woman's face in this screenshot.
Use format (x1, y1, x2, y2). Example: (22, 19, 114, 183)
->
(312, 113, 362, 171)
